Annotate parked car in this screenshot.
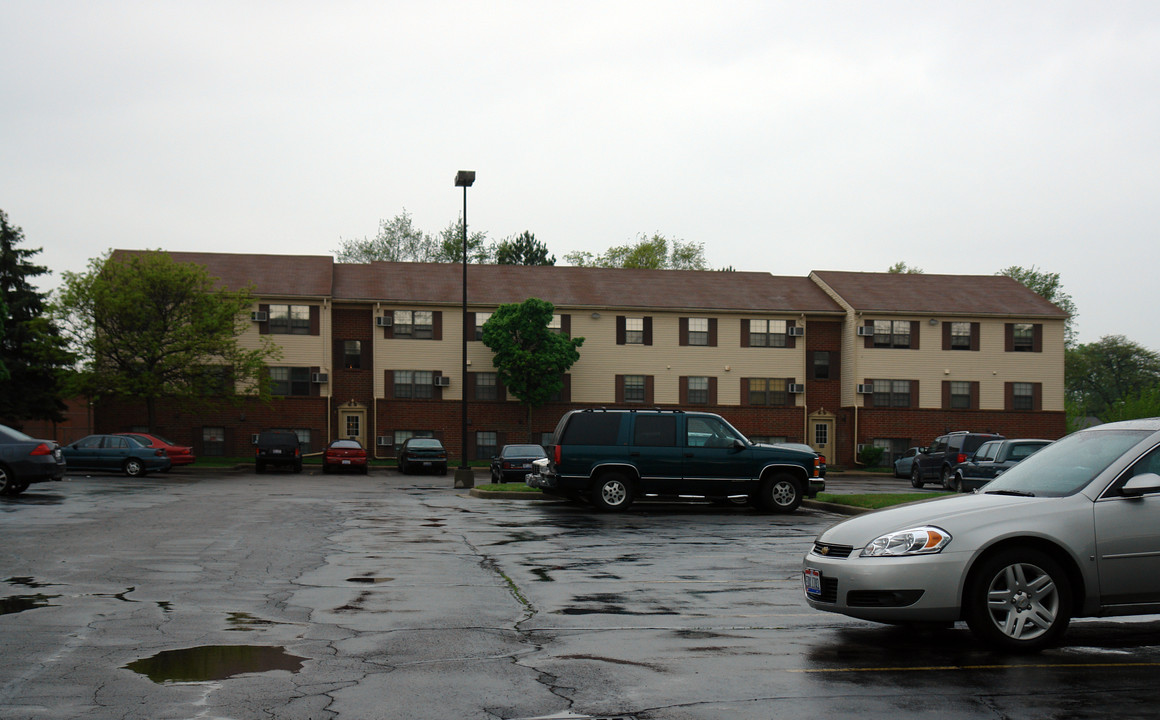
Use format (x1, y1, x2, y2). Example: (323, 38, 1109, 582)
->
(116, 432, 196, 468)
(61, 434, 171, 477)
(803, 418, 1160, 652)
(526, 408, 825, 512)
(911, 431, 1005, 490)
(893, 447, 922, 478)
(398, 438, 448, 475)
(0, 424, 66, 496)
(950, 439, 1053, 492)
(490, 444, 548, 483)
(323, 439, 368, 474)
(254, 430, 302, 473)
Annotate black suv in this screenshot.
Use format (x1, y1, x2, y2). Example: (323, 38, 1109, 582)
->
(526, 409, 825, 512)
(910, 431, 1004, 490)
(254, 430, 303, 473)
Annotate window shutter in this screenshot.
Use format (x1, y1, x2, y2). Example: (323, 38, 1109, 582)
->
(708, 376, 718, 405)
(678, 318, 689, 346)
(433, 371, 444, 399)
(497, 375, 507, 402)
(679, 377, 688, 405)
(465, 372, 476, 399)
(384, 370, 394, 399)
(615, 375, 625, 404)
(433, 311, 443, 341)
(970, 381, 980, 410)
(616, 316, 626, 345)
(740, 319, 750, 348)
(786, 320, 796, 349)
(864, 379, 875, 408)
(561, 373, 572, 402)
(864, 320, 874, 349)
(1005, 324, 1014, 352)
(942, 380, 951, 409)
(910, 321, 920, 350)
(1033, 324, 1043, 353)
(311, 366, 321, 397)
(644, 375, 655, 404)
(971, 322, 981, 351)
(740, 378, 750, 406)
(1033, 382, 1042, 411)
(942, 322, 952, 351)
(310, 305, 321, 335)
(1004, 382, 1014, 410)
(361, 342, 371, 371)
(910, 380, 919, 408)
(560, 314, 571, 336)
(708, 318, 718, 347)
(259, 304, 270, 335)
(643, 317, 653, 346)
(465, 312, 475, 341)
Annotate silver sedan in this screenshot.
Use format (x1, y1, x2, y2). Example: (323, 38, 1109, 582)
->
(803, 418, 1160, 652)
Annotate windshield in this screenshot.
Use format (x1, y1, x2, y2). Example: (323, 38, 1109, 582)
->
(503, 445, 545, 457)
(983, 429, 1152, 497)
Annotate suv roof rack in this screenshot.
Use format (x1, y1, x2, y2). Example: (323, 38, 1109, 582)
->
(579, 408, 685, 414)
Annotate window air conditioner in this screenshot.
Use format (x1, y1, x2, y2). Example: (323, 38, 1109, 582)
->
(857, 384, 874, 394)
(856, 443, 867, 453)
(251, 433, 260, 444)
(251, 311, 268, 322)
(856, 326, 875, 336)
(311, 373, 329, 384)
(787, 326, 805, 337)
(787, 383, 805, 394)
(376, 315, 393, 327)
(433, 376, 451, 387)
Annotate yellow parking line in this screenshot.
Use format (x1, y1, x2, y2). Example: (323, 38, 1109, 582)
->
(789, 662, 1160, 673)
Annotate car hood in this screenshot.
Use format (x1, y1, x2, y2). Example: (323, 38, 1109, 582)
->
(816, 492, 1078, 547)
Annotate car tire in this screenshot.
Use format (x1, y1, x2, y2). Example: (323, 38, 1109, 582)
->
(950, 472, 964, 493)
(439, 464, 447, 476)
(398, 461, 408, 475)
(910, 465, 924, 489)
(360, 464, 368, 475)
(591, 472, 633, 512)
(0, 465, 19, 496)
(758, 473, 803, 513)
(124, 458, 145, 477)
(965, 547, 1072, 653)
(491, 468, 501, 484)
(941, 466, 956, 491)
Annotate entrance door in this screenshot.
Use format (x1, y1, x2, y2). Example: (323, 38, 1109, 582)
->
(810, 418, 834, 459)
(339, 409, 366, 447)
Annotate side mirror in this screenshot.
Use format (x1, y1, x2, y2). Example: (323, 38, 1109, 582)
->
(1122, 472, 1160, 497)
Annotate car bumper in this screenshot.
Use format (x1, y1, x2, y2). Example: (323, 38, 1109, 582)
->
(802, 549, 968, 623)
(17, 459, 66, 484)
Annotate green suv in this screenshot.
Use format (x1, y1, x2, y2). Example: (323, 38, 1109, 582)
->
(526, 409, 825, 512)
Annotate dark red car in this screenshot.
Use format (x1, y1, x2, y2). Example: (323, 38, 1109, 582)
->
(117, 433, 196, 468)
(323, 439, 368, 474)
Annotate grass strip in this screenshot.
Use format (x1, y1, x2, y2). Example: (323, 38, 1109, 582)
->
(814, 492, 953, 510)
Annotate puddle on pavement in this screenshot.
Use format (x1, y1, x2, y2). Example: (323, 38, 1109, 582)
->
(226, 611, 284, 630)
(530, 567, 556, 582)
(347, 576, 394, 584)
(125, 645, 305, 683)
(0, 593, 60, 615)
(5, 576, 55, 588)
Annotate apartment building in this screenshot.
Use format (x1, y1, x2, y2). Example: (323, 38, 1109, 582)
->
(96, 251, 1068, 466)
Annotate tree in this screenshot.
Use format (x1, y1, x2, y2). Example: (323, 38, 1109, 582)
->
(495, 231, 555, 266)
(53, 250, 281, 430)
(0, 210, 73, 424)
(434, 218, 492, 263)
(334, 209, 438, 263)
(887, 261, 924, 274)
(998, 265, 1078, 348)
(1065, 335, 1160, 420)
(480, 298, 584, 427)
(564, 233, 708, 270)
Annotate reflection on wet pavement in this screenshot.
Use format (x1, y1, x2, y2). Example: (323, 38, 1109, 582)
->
(125, 645, 306, 683)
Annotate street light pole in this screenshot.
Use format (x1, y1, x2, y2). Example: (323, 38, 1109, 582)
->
(453, 170, 476, 489)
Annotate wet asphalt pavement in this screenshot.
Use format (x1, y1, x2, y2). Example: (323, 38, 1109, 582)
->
(3, 470, 1160, 719)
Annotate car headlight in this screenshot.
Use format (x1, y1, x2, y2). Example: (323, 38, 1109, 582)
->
(861, 526, 951, 557)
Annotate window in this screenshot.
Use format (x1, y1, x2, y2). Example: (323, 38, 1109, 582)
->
(874, 320, 912, 348)
(475, 312, 492, 340)
(343, 340, 361, 369)
(688, 318, 709, 346)
(475, 372, 497, 401)
(633, 415, 677, 447)
(476, 431, 497, 459)
(393, 430, 434, 455)
(202, 427, 225, 457)
(687, 415, 744, 448)
(1013, 382, 1034, 410)
(751, 436, 788, 445)
(344, 414, 360, 439)
(270, 367, 311, 396)
(393, 310, 434, 339)
(548, 314, 563, 333)
(812, 351, 830, 380)
(1013, 323, 1034, 352)
(294, 429, 312, 453)
(950, 381, 972, 409)
(872, 438, 911, 467)
(625, 318, 644, 345)
(748, 378, 788, 407)
(950, 322, 972, 350)
(394, 370, 434, 399)
(687, 376, 709, 404)
(872, 379, 912, 408)
(623, 375, 646, 403)
(268, 304, 310, 334)
(749, 319, 788, 348)
(814, 423, 829, 447)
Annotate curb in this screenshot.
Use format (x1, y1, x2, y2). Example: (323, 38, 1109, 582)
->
(802, 499, 870, 516)
(468, 488, 554, 500)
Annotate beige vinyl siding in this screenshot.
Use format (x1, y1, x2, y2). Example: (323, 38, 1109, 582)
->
(240, 300, 332, 396)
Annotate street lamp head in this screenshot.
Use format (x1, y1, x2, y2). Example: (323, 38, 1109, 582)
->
(454, 170, 476, 187)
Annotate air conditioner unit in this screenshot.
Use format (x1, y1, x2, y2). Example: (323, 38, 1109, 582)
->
(251, 433, 260, 444)
(433, 376, 451, 387)
(788, 326, 805, 337)
(856, 326, 874, 336)
(857, 384, 874, 394)
(376, 315, 393, 327)
(856, 443, 867, 454)
(251, 311, 268, 322)
(376, 436, 392, 447)
(312, 373, 329, 384)
(787, 383, 805, 394)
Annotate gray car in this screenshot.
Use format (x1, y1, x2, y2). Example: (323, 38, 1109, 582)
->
(803, 418, 1160, 652)
(951, 438, 1052, 492)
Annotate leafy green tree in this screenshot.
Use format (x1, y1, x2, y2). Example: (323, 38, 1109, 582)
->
(0, 210, 73, 424)
(435, 218, 492, 263)
(564, 233, 708, 270)
(998, 265, 1078, 347)
(334, 209, 438, 263)
(53, 250, 281, 430)
(1101, 384, 1160, 424)
(480, 298, 584, 427)
(887, 261, 924, 274)
(1065, 335, 1160, 420)
(495, 231, 555, 266)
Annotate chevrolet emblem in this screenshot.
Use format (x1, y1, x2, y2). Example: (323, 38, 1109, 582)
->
(819, 546, 830, 556)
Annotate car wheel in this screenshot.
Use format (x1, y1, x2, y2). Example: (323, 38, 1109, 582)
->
(759, 473, 802, 513)
(491, 468, 501, 484)
(951, 472, 964, 493)
(965, 548, 1072, 653)
(124, 458, 145, 477)
(439, 464, 448, 476)
(941, 466, 956, 491)
(0, 465, 18, 496)
(360, 464, 368, 475)
(591, 473, 633, 512)
(910, 465, 924, 489)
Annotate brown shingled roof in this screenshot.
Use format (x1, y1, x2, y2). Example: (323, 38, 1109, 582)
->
(333, 262, 845, 313)
(811, 270, 1069, 318)
(111, 250, 334, 297)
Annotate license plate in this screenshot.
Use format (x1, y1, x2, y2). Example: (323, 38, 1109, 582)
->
(804, 568, 822, 596)
(272, 449, 282, 455)
(342, 460, 350, 465)
(422, 461, 432, 466)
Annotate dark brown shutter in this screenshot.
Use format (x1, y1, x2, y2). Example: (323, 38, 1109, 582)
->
(643, 317, 653, 346)
(361, 342, 371, 371)
(644, 375, 655, 405)
(1004, 382, 1014, 410)
(864, 320, 874, 349)
(863, 379, 875, 408)
(497, 375, 507, 402)
(432, 311, 443, 341)
(970, 322, 980, 351)
(1005, 324, 1014, 352)
(678, 318, 689, 346)
(560, 314, 571, 336)
(910, 381, 919, 408)
(942, 322, 952, 350)
(708, 318, 718, 347)
(708, 377, 718, 405)
(942, 380, 951, 409)
(615, 375, 625, 403)
(465, 312, 476, 341)
(786, 320, 796, 349)
(384, 370, 395, 399)
(384, 316, 394, 339)
(910, 321, 920, 350)
(465, 372, 476, 399)
(1033, 383, 1043, 411)
(333, 341, 343, 371)
(740, 319, 750, 348)
(970, 381, 980, 410)
(310, 305, 320, 335)
(433, 370, 443, 400)
(259, 304, 270, 334)
(679, 377, 688, 405)
(310, 366, 320, 397)
(616, 316, 626, 345)
(1033, 324, 1043, 353)
(740, 378, 750, 406)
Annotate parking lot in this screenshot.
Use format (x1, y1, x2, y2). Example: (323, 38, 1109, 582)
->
(3, 469, 1160, 719)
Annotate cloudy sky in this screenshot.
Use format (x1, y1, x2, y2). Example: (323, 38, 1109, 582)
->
(3, 2, 1158, 348)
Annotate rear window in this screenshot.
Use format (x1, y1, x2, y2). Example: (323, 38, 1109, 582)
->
(559, 413, 622, 446)
(962, 435, 999, 454)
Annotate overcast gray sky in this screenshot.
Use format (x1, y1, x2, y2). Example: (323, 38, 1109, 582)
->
(3, 1, 1157, 348)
